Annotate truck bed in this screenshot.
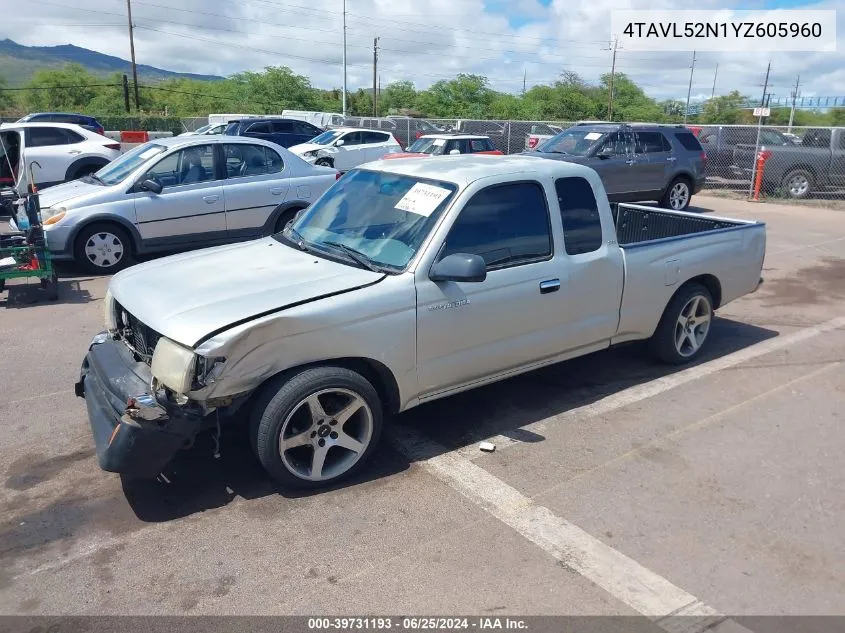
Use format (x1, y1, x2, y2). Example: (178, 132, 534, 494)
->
(611, 203, 749, 246)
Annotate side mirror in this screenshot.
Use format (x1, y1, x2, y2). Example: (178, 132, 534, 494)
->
(335, 139, 345, 147)
(449, 149, 461, 155)
(140, 178, 163, 194)
(429, 253, 486, 283)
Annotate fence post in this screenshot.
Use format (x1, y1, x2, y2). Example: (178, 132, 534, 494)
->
(122, 75, 130, 113)
(506, 121, 511, 154)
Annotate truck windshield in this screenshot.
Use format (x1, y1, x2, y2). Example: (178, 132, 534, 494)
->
(537, 129, 607, 156)
(93, 143, 167, 185)
(281, 169, 458, 271)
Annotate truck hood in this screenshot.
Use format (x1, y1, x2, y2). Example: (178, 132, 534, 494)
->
(109, 237, 384, 348)
(36, 178, 117, 210)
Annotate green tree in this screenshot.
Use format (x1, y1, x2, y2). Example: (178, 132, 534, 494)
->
(381, 80, 417, 114)
(600, 73, 664, 122)
(699, 91, 748, 124)
(23, 64, 102, 112)
(0, 74, 15, 112)
(415, 74, 495, 118)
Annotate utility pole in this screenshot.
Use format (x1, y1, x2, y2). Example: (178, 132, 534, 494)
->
(372, 37, 379, 117)
(522, 68, 527, 96)
(122, 74, 130, 112)
(606, 37, 620, 121)
(125, 0, 140, 110)
(749, 60, 772, 198)
(683, 50, 697, 124)
(342, 0, 347, 117)
(788, 74, 800, 133)
(711, 63, 718, 99)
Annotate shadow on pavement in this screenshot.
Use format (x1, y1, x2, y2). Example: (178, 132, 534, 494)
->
(0, 277, 94, 307)
(121, 316, 778, 522)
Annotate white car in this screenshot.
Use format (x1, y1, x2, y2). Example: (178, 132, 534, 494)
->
(177, 123, 228, 137)
(288, 127, 402, 171)
(9, 136, 338, 273)
(0, 122, 121, 190)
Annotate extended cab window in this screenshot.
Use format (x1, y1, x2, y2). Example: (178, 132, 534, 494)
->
(556, 177, 603, 256)
(441, 182, 552, 269)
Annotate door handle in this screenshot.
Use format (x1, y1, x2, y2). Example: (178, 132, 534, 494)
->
(68, 150, 81, 155)
(666, 156, 677, 162)
(203, 195, 219, 203)
(270, 187, 284, 195)
(625, 159, 636, 165)
(539, 279, 560, 294)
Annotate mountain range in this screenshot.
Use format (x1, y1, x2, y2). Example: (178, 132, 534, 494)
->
(0, 38, 224, 84)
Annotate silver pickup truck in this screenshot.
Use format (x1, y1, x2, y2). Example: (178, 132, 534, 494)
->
(75, 155, 766, 490)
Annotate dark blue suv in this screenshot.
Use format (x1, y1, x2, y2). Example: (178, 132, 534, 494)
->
(224, 118, 324, 149)
(17, 112, 105, 136)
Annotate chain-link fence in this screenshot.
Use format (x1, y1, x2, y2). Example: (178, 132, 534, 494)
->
(3, 111, 844, 202)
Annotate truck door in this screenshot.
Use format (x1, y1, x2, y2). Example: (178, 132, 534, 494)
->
(415, 180, 571, 397)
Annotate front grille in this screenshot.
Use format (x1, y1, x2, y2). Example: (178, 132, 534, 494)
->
(115, 301, 162, 362)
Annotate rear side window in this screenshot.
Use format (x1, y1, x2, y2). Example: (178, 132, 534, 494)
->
(28, 127, 83, 147)
(224, 143, 284, 177)
(272, 120, 293, 133)
(441, 182, 552, 269)
(246, 121, 272, 134)
(292, 121, 317, 136)
(635, 131, 671, 153)
(803, 129, 832, 148)
(363, 131, 390, 144)
(470, 139, 493, 152)
(723, 128, 757, 145)
(674, 131, 703, 151)
(555, 177, 603, 256)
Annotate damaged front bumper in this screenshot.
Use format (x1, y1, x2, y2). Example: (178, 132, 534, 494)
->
(75, 333, 203, 479)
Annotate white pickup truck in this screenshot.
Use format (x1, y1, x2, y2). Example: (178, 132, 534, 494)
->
(75, 155, 766, 490)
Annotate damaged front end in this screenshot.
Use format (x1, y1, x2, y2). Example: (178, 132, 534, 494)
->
(74, 293, 247, 479)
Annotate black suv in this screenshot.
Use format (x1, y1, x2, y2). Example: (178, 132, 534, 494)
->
(17, 112, 105, 136)
(224, 118, 324, 149)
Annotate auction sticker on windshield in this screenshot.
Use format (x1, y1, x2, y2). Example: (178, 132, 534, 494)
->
(395, 183, 451, 217)
(584, 132, 603, 140)
(433, 138, 446, 147)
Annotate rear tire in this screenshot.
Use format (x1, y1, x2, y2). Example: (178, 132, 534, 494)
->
(250, 366, 384, 490)
(74, 222, 134, 275)
(70, 162, 107, 181)
(315, 157, 333, 168)
(273, 207, 301, 234)
(782, 169, 813, 199)
(660, 177, 692, 211)
(648, 283, 714, 365)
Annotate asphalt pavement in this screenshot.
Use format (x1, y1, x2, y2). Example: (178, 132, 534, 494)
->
(1, 195, 844, 622)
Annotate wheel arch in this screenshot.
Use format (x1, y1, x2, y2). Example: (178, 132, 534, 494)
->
(64, 156, 110, 182)
(668, 274, 722, 312)
(266, 200, 310, 234)
(252, 357, 402, 416)
(68, 215, 142, 257)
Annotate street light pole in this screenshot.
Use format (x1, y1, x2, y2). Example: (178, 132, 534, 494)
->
(342, 0, 347, 117)
(683, 50, 696, 124)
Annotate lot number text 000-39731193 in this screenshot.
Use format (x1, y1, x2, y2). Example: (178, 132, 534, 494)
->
(609, 10, 837, 52)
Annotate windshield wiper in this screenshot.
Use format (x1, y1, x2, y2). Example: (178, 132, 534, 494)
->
(284, 225, 310, 251)
(322, 241, 384, 273)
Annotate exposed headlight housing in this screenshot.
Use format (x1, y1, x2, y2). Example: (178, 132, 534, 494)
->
(150, 337, 196, 396)
(42, 206, 67, 226)
(103, 288, 116, 331)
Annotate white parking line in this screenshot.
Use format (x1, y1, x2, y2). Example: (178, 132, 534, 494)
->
(391, 318, 845, 631)
(457, 316, 845, 458)
(393, 426, 750, 633)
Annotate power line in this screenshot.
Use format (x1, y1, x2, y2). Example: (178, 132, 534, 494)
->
(0, 83, 122, 91)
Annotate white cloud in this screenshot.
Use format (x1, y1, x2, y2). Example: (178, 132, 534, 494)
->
(2, 0, 843, 105)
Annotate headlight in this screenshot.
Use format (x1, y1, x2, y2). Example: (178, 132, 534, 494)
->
(150, 337, 196, 395)
(42, 206, 66, 226)
(103, 288, 116, 330)
(303, 150, 319, 158)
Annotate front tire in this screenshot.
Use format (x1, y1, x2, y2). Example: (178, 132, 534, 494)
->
(74, 223, 133, 274)
(649, 283, 714, 365)
(273, 207, 301, 234)
(660, 177, 692, 211)
(251, 367, 384, 490)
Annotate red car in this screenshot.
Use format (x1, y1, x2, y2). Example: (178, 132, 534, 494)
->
(384, 134, 503, 159)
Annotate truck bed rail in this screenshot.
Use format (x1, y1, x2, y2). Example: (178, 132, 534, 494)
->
(612, 203, 742, 247)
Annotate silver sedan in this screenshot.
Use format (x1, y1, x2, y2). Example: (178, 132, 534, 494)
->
(12, 135, 339, 273)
